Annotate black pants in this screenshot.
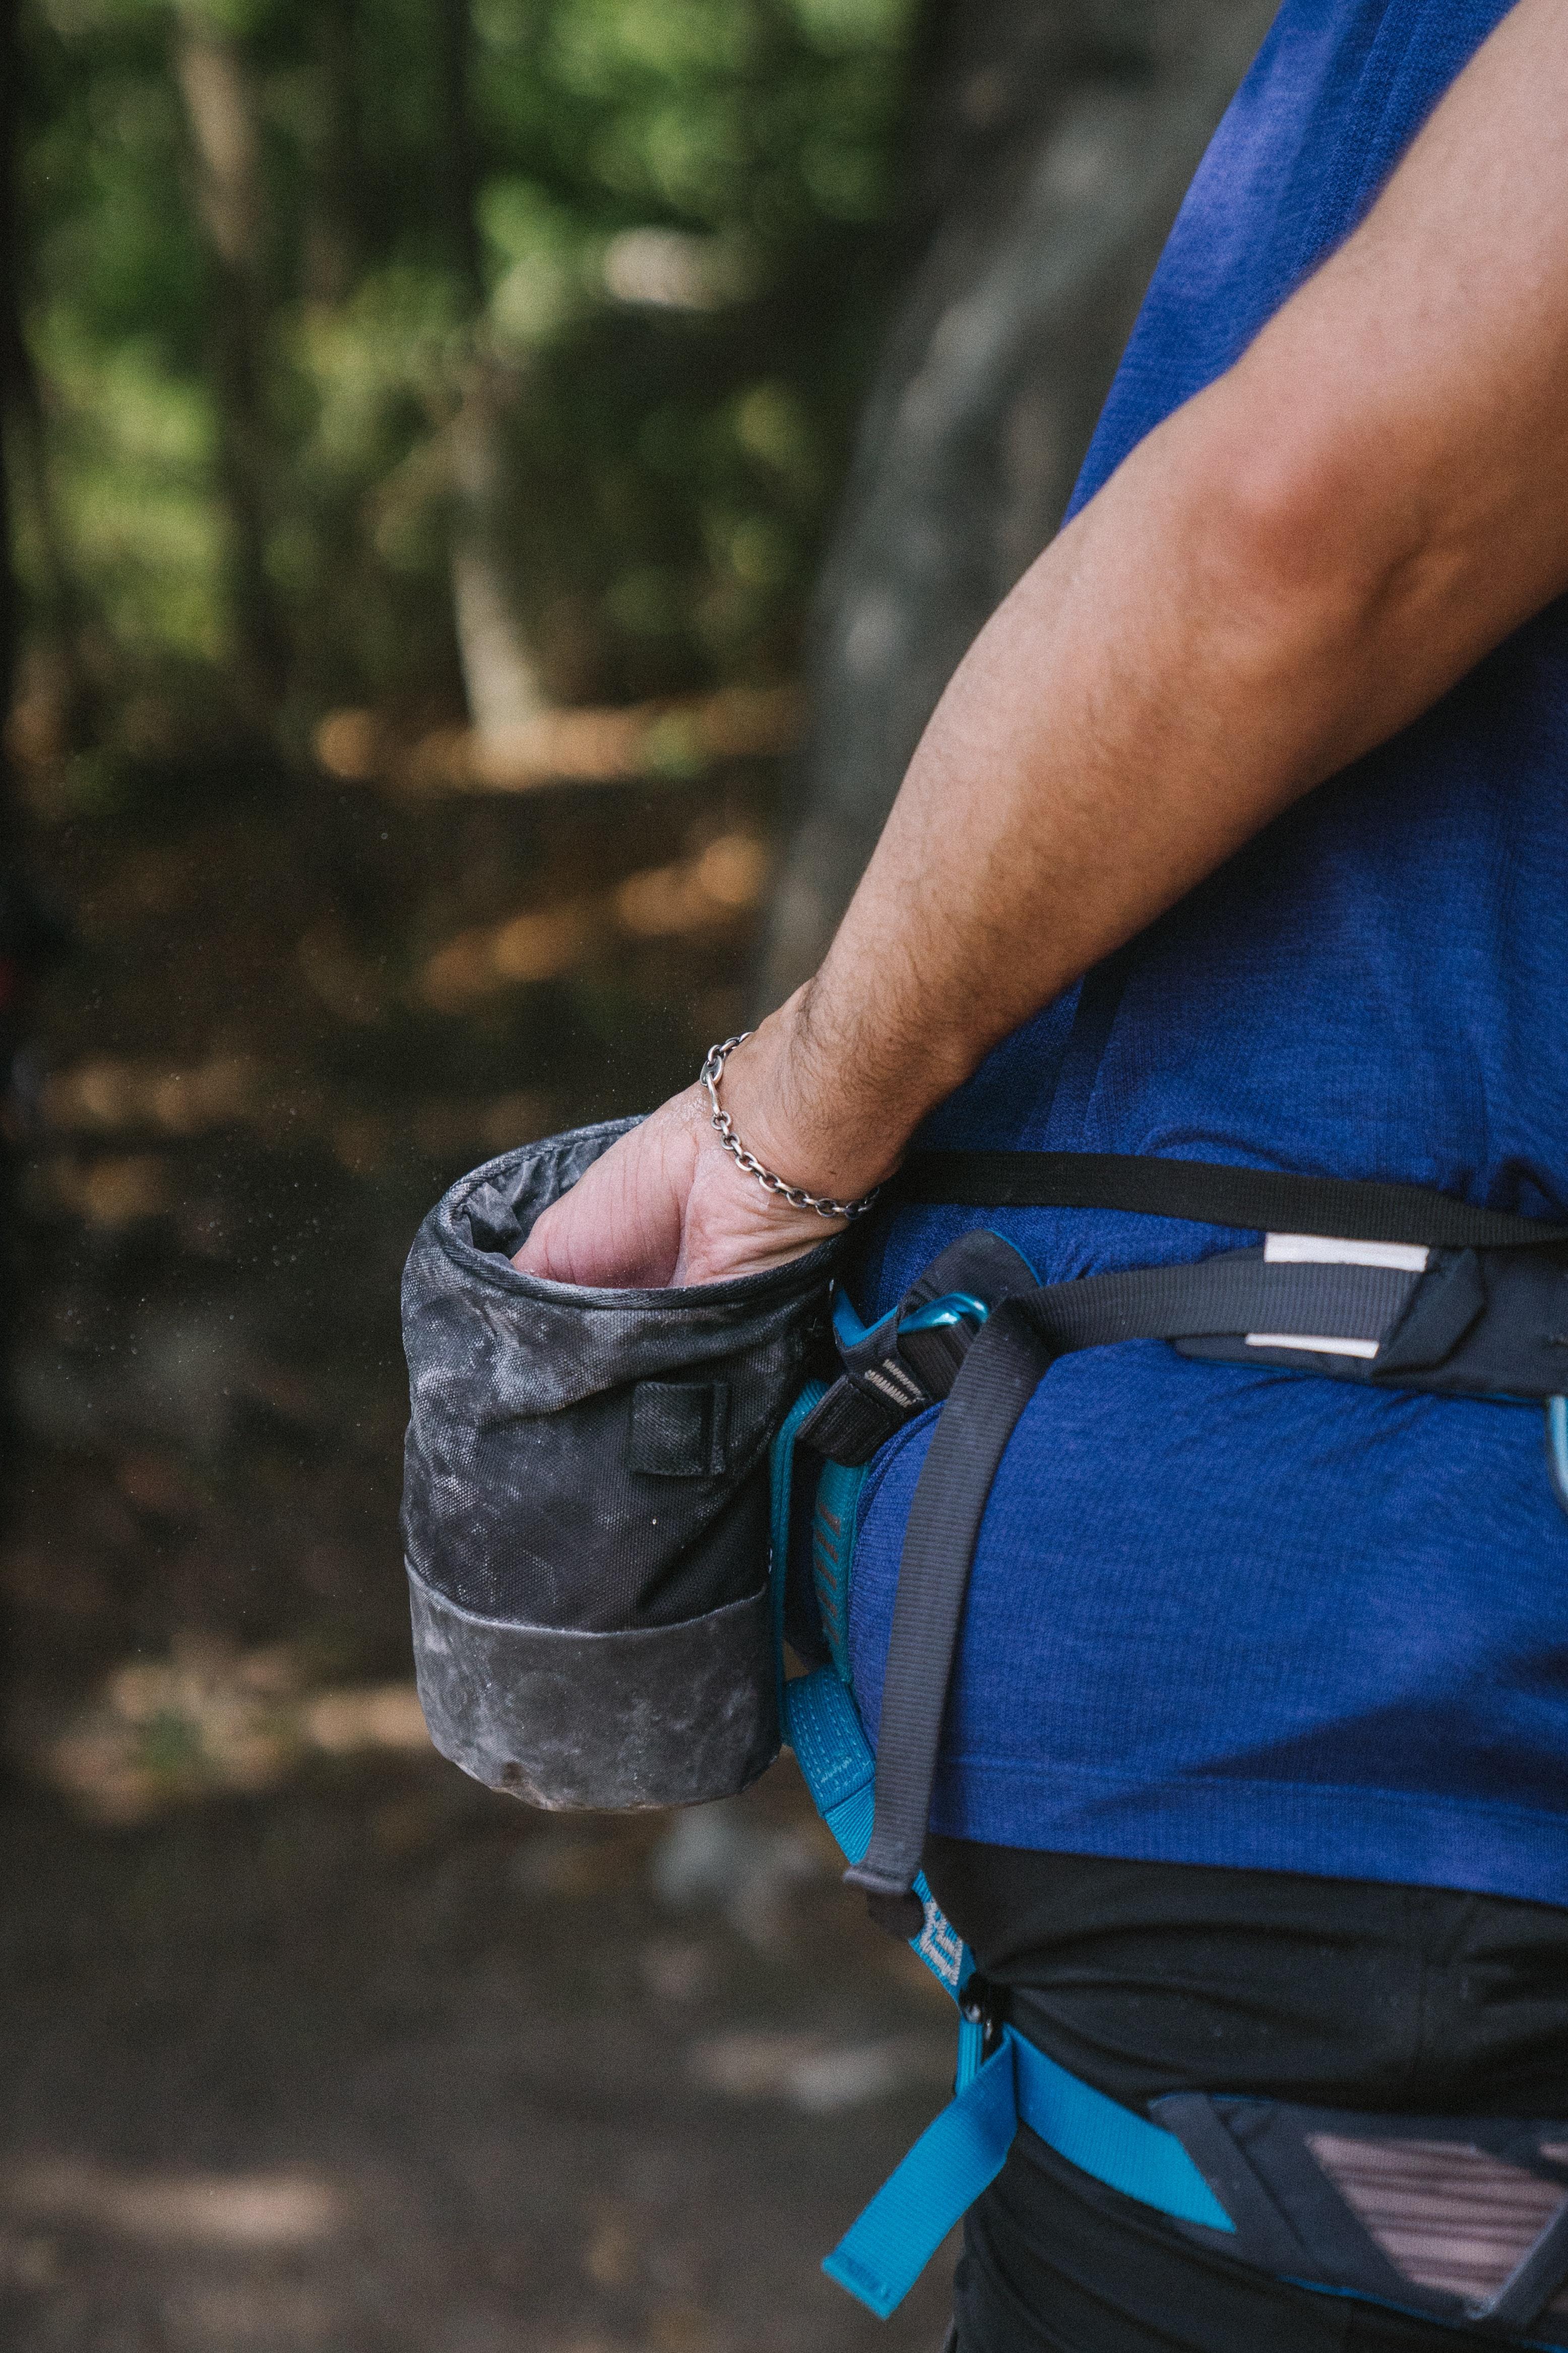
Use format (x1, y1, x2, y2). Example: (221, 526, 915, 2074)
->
(922, 1840, 1568, 2353)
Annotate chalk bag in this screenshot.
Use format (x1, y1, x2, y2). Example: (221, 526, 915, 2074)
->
(401, 1117, 843, 1809)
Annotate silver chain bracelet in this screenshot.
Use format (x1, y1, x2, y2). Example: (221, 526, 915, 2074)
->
(700, 1034, 881, 1221)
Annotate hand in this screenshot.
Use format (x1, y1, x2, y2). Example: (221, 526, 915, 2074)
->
(512, 1082, 844, 1288)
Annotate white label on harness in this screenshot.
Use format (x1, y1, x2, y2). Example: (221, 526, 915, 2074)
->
(1262, 1234, 1430, 1272)
(1246, 1233, 1429, 1360)
(915, 1899, 965, 1989)
(1245, 1332, 1381, 1359)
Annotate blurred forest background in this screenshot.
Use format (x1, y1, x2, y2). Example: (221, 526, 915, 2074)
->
(0, 2, 1271, 2347)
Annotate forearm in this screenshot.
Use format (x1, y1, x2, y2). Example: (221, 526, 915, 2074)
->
(726, 0, 1568, 1199)
(730, 457, 1287, 1187)
(723, 397, 1426, 1197)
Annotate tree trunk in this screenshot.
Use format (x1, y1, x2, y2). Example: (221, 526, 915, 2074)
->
(438, 0, 545, 741)
(438, 0, 484, 308)
(448, 365, 546, 738)
(755, 0, 1278, 1009)
(0, 0, 21, 830)
(0, 0, 71, 1553)
(0, 0, 17, 1719)
(305, 0, 364, 308)
(172, 9, 289, 715)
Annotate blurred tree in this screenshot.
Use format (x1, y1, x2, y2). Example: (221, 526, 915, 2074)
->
(8, 0, 1273, 847)
(303, 0, 363, 307)
(3, 0, 84, 761)
(441, 0, 548, 742)
(0, 0, 69, 1502)
(13, 0, 922, 759)
(171, 1, 289, 712)
(756, 0, 1279, 1006)
(1, 0, 22, 810)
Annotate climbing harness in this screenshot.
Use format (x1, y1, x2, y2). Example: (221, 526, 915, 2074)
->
(400, 1124, 1568, 2340)
(771, 1147, 1568, 2340)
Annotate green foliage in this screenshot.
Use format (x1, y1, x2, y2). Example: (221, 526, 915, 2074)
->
(16, 0, 920, 732)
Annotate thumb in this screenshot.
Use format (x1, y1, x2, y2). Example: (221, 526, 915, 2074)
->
(512, 1109, 698, 1286)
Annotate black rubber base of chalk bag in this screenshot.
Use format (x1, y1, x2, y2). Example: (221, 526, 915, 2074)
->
(400, 1117, 845, 1809)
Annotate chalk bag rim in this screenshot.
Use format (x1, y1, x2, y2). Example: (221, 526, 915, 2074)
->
(430, 1117, 847, 1312)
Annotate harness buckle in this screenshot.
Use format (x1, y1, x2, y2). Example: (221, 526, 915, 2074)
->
(958, 1970, 1007, 2061)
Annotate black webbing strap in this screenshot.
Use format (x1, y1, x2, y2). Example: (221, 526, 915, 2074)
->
(1021, 1255, 1417, 1352)
(844, 1300, 1055, 1936)
(890, 1151, 1568, 1251)
(843, 1255, 1424, 1929)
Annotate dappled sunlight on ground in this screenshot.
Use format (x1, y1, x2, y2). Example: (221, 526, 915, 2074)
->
(0, 1755, 959, 2350)
(1, 2160, 347, 2249)
(38, 1634, 430, 1824)
(0, 748, 960, 2350)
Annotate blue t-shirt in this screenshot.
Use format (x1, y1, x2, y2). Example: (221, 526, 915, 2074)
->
(847, 0, 1568, 1906)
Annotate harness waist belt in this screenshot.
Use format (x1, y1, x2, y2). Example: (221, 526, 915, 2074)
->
(889, 1149, 1568, 1251)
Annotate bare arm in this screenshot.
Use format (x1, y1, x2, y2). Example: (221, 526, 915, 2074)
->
(520, 0, 1568, 1286)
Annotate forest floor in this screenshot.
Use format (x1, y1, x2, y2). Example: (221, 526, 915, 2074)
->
(0, 747, 959, 2353)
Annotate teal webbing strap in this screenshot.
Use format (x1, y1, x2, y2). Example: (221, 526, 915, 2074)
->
(782, 1662, 871, 1817)
(768, 1379, 828, 1721)
(772, 1386, 970, 1993)
(772, 1382, 1233, 2319)
(770, 1380, 990, 2297)
(1012, 2035, 1233, 2231)
(812, 1457, 866, 1684)
(824, 2027, 1235, 2319)
(783, 1667, 968, 1996)
(823, 2036, 1020, 2318)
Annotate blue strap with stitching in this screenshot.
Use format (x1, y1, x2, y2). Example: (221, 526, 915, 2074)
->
(822, 2036, 1021, 2317)
(769, 1379, 1234, 2319)
(783, 1666, 969, 1999)
(822, 2028, 1234, 2319)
